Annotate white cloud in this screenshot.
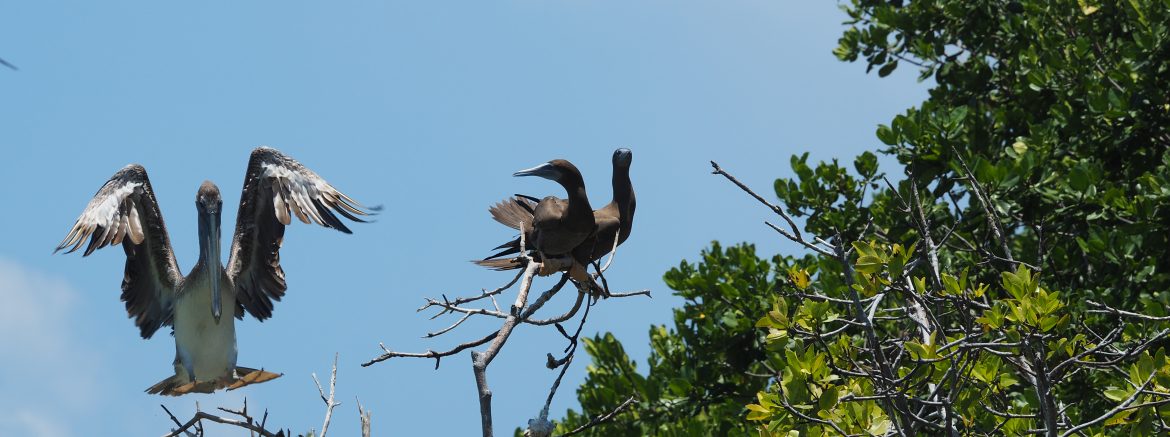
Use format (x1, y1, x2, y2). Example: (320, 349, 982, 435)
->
(0, 258, 102, 436)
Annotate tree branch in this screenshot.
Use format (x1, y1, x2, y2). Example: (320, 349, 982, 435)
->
(312, 353, 341, 437)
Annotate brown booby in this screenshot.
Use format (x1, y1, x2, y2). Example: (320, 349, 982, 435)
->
(483, 159, 596, 276)
(477, 149, 635, 275)
(54, 147, 377, 395)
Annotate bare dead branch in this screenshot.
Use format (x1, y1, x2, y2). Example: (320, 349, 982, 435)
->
(526, 297, 596, 437)
(472, 261, 542, 437)
(161, 400, 283, 437)
(606, 289, 652, 298)
(417, 268, 526, 314)
(711, 160, 835, 257)
(160, 405, 196, 437)
(362, 332, 498, 368)
(1086, 300, 1170, 322)
(559, 395, 639, 437)
(356, 397, 372, 437)
(312, 353, 341, 437)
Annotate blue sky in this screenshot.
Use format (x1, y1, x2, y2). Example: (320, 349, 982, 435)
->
(0, 2, 928, 435)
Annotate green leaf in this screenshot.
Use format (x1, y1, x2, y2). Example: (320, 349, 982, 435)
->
(876, 125, 897, 146)
(1104, 388, 1131, 402)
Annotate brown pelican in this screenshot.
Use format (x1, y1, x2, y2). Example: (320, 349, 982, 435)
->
(477, 149, 635, 287)
(54, 147, 377, 396)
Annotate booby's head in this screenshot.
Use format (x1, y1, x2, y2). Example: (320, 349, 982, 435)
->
(613, 148, 633, 168)
(513, 159, 581, 184)
(196, 181, 224, 322)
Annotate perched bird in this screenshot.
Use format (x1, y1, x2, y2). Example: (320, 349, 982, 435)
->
(480, 159, 596, 277)
(478, 149, 636, 280)
(55, 147, 377, 395)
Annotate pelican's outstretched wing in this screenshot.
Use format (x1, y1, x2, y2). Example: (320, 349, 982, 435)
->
(226, 146, 378, 320)
(55, 164, 182, 339)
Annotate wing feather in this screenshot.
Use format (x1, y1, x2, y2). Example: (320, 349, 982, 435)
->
(56, 164, 182, 339)
(227, 146, 376, 321)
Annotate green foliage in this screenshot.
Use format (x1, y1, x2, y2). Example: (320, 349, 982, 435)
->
(552, 0, 1170, 435)
(545, 243, 797, 436)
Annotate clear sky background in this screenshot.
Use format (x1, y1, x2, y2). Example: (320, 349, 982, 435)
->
(0, 2, 929, 435)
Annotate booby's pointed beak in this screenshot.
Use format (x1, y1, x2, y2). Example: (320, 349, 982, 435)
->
(513, 162, 558, 180)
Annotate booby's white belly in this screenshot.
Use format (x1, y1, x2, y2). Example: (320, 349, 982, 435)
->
(173, 277, 238, 383)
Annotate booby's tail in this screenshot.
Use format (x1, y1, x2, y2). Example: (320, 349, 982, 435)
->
(477, 195, 539, 270)
(473, 256, 526, 271)
(144, 367, 282, 396)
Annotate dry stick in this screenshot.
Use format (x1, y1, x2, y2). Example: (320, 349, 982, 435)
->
(1085, 300, 1170, 322)
(711, 161, 835, 257)
(418, 268, 526, 313)
(161, 410, 281, 437)
(560, 395, 639, 437)
(312, 353, 341, 437)
(160, 405, 197, 437)
(473, 260, 542, 437)
(426, 312, 476, 338)
(356, 397, 372, 437)
(362, 331, 498, 368)
(607, 289, 652, 298)
(597, 231, 621, 275)
(528, 294, 598, 436)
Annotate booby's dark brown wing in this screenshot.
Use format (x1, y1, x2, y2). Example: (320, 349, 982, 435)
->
(572, 206, 621, 263)
(226, 146, 377, 320)
(529, 195, 595, 256)
(55, 164, 182, 339)
(488, 195, 537, 231)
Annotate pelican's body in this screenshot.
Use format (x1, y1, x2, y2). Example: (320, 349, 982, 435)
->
(56, 147, 376, 395)
(166, 266, 239, 393)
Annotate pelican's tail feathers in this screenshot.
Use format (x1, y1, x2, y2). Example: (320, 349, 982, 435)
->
(145, 374, 185, 396)
(226, 366, 283, 391)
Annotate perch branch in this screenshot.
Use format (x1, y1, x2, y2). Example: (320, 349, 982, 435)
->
(312, 353, 341, 437)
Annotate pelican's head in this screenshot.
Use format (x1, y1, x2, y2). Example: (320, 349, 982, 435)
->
(613, 148, 632, 168)
(197, 181, 222, 214)
(196, 181, 224, 322)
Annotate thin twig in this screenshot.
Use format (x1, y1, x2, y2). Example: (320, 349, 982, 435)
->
(362, 332, 498, 368)
(560, 395, 639, 437)
(711, 160, 835, 257)
(160, 405, 197, 437)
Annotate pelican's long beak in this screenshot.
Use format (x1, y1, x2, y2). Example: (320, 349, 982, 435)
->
(513, 162, 557, 180)
(201, 211, 223, 322)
